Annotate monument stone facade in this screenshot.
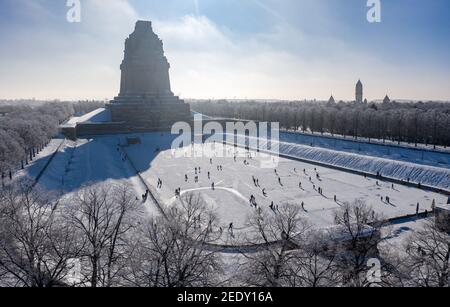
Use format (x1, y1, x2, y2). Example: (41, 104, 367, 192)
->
(108, 20, 191, 130)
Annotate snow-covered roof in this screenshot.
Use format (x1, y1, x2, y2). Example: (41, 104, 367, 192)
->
(62, 108, 111, 128)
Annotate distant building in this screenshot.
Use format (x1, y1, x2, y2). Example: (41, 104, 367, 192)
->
(355, 80, 363, 103)
(383, 95, 391, 104)
(328, 95, 336, 104)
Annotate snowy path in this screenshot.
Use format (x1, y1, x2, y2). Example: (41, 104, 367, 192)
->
(168, 186, 248, 205)
(9, 138, 66, 187)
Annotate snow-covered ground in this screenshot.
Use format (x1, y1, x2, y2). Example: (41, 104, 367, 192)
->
(11, 138, 65, 183)
(122, 133, 447, 237)
(281, 130, 450, 155)
(17, 132, 448, 246)
(279, 131, 450, 168)
(22, 136, 160, 216)
(224, 133, 450, 190)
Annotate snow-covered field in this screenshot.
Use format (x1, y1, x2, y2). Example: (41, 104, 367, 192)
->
(123, 134, 447, 233)
(226, 134, 450, 190)
(17, 132, 448, 246)
(280, 130, 450, 159)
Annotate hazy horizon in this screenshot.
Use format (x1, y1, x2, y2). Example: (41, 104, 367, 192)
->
(0, 0, 449, 101)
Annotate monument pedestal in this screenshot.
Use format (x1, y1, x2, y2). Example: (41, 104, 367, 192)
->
(108, 93, 191, 130)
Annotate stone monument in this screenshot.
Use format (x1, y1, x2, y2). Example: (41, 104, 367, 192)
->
(108, 20, 191, 130)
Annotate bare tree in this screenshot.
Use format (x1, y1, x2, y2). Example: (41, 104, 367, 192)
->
(286, 231, 341, 287)
(191, 99, 450, 147)
(333, 200, 386, 287)
(122, 193, 223, 287)
(402, 221, 449, 287)
(237, 203, 310, 287)
(0, 181, 82, 287)
(64, 183, 141, 287)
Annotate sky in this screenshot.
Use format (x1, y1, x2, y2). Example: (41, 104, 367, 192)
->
(0, 0, 449, 101)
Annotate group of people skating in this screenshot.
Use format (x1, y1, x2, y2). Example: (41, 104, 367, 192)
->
(155, 145, 438, 240)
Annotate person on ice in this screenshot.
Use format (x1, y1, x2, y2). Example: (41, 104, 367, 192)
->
(250, 195, 257, 207)
(262, 189, 267, 197)
(212, 182, 215, 190)
(185, 174, 188, 182)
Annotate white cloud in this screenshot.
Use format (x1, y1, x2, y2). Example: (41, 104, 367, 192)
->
(0, 1, 448, 101)
(151, 16, 378, 100)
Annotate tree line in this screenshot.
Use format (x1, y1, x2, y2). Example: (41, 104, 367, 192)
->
(0, 181, 448, 287)
(0, 101, 104, 183)
(190, 100, 450, 148)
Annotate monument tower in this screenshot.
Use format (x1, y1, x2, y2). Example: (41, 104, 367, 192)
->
(108, 20, 191, 130)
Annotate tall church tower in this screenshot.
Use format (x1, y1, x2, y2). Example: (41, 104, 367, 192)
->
(355, 80, 363, 103)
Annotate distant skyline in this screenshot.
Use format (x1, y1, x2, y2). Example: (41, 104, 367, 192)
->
(0, 0, 449, 101)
